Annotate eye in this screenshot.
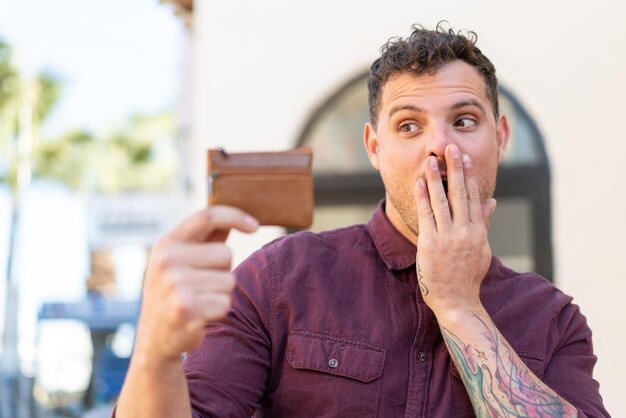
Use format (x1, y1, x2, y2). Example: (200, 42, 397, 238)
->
(454, 117, 477, 129)
(398, 122, 419, 135)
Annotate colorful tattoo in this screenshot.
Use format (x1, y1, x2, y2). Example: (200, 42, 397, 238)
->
(441, 316, 578, 417)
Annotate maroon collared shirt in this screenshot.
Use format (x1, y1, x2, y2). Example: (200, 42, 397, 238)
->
(184, 202, 608, 417)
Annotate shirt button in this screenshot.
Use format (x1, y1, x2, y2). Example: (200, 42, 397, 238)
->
(328, 358, 339, 368)
(417, 351, 427, 362)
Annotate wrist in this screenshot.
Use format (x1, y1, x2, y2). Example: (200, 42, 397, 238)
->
(132, 328, 184, 369)
(131, 343, 184, 374)
(428, 299, 486, 324)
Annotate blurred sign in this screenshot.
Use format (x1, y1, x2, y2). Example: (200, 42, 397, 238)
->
(38, 300, 140, 330)
(88, 193, 183, 248)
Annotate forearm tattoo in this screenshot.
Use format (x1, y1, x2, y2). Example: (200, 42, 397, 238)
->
(416, 261, 429, 296)
(441, 316, 577, 417)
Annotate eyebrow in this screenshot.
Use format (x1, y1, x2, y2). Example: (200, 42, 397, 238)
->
(451, 99, 486, 115)
(388, 100, 487, 119)
(388, 104, 423, 118)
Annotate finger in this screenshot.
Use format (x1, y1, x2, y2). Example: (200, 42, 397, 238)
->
(168, 205, 259, 243)
(187, 270, 236, 294)
(414, 177, 436, 236)
(462, 154, 483, 223)
(425, 155, 452, 229)
(445, 144, 469, 224)
(197, 292, 232, 321)
(482, 198, 497, 230)
(168, 242, 232, 270)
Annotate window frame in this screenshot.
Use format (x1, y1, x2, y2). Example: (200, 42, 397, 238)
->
(295, 72, 553, 281)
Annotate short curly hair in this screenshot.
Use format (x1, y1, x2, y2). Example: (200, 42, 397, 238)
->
(368, 23, 499, 128)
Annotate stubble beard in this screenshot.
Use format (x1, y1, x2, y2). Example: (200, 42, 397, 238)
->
(381, 170, 496, 240)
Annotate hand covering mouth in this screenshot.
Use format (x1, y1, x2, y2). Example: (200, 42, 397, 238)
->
(438, 160, 448, 193)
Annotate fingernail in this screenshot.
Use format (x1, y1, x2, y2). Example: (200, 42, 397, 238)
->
(417, 178, 426, 190)
(462, 154, 472, 168)
(449, 144, 459, 158)
(428, 156, 438, 170)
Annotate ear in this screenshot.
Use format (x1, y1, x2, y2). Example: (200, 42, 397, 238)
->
(363, 121, 380, 170)
(495, 115, 511, 164)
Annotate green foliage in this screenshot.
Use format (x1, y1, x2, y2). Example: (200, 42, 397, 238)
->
(90, 111, 179, 193)
(33, 130, 95, 189)
(0, 38, 19, 185)
(1, 37, 63, 188)
(0, 35, 179, 194)
(0, 39, 19, 111)
(33, 71, 62, 123)
(32, 112, 179, 193)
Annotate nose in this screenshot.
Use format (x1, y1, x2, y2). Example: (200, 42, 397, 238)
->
(425, 126, 450, 174)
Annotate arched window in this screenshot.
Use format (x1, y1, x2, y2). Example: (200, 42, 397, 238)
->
(296, 72, 553, 280)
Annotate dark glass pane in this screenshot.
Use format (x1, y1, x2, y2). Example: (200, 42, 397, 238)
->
(298, 71, 550, 279)
(300, 73, 543, 172)
(499, 93, 540, 166)
(488, 197, 534, 272)
(302, 75, 375, 174)
(308, 203, 378, 234)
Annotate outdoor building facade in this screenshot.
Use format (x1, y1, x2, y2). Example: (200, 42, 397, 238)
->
(166, 1, 626, 415)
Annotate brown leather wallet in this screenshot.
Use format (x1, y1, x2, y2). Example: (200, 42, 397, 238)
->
(207, 147, 314, 228)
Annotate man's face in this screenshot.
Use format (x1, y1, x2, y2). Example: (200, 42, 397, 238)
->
(364, 60, 510, 241)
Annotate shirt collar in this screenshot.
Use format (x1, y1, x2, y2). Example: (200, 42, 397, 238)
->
(367, 200, 417, 271)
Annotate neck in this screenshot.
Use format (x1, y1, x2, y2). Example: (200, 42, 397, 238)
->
(384, 196, 419, 245)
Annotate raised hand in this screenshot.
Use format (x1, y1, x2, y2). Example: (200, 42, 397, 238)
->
(413, 143, 496, 315)
(134, 206, 259, 361)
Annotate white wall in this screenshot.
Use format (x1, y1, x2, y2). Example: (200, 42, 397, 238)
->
(192, 1, 626, 414)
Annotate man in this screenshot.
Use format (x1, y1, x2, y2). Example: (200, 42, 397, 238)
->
(115, 25, 608, 417)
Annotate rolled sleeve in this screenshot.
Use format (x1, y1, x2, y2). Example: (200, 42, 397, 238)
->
(543, 301, 609, 417)
(183, 249, 272, 417)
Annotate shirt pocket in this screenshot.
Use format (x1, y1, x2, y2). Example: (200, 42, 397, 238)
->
(280, 331, 386, 417)
(450, 353, 545, 415)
